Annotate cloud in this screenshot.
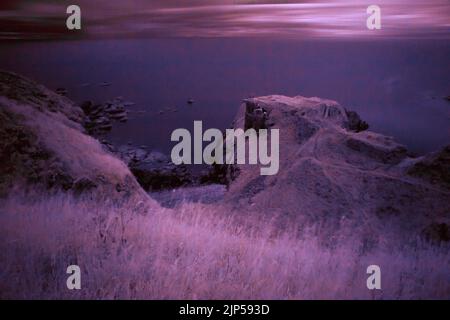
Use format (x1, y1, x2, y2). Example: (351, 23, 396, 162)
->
(1, 0, 449, 40)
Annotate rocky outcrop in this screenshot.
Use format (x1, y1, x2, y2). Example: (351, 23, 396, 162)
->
(0, 70, 150, 204)
(242, 96, 369, 134)
(224, 95, 450, 245)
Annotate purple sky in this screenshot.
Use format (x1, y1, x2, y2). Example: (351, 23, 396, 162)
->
(1, 0, 449, 40)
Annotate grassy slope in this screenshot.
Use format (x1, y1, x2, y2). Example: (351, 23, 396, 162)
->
(0, 191, 448, 299)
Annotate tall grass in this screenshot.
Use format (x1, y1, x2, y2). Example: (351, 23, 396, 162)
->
(0, 192, 448, 299)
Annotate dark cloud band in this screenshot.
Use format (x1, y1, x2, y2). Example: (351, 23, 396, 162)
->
(1, 0, 449, 40)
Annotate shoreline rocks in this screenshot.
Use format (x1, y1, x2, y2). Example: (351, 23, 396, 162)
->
(82, 97, 129, 136)
(102, 143, 193, 191)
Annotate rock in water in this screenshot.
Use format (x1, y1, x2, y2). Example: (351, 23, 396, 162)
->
(55, 87, 68, 96)
(82, 97, 129, 135)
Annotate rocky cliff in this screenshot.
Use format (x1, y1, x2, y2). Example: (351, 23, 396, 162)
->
(224, 95, 450, 245)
